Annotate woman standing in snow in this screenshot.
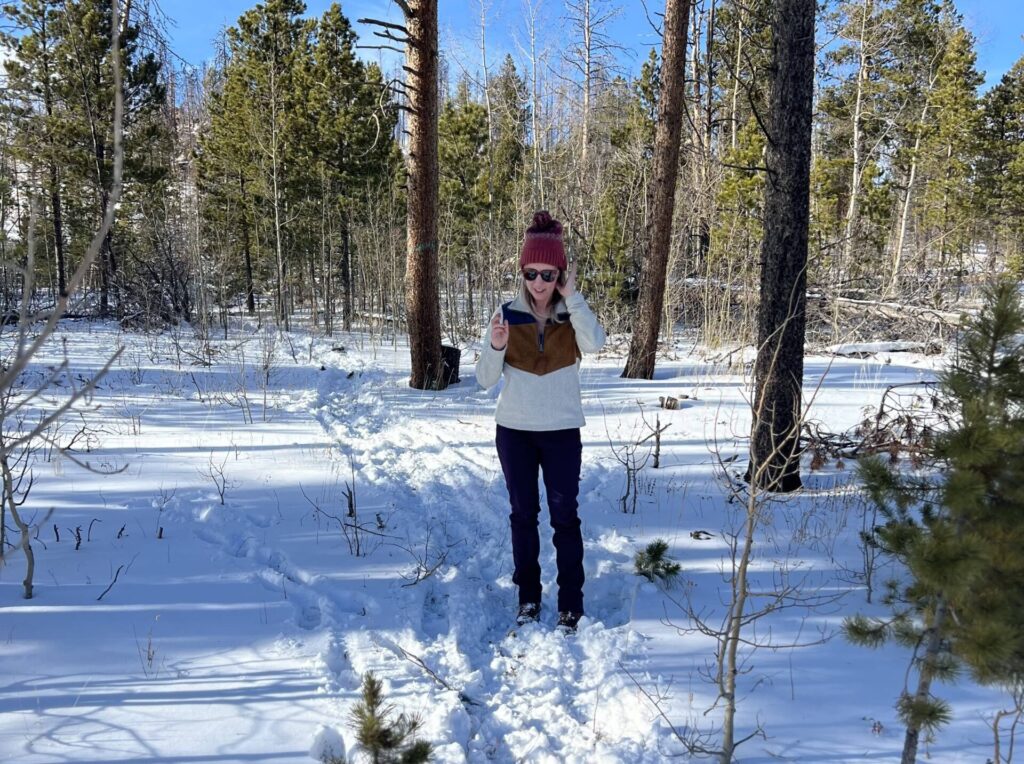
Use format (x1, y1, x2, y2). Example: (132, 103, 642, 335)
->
(476, 211, 606, 633)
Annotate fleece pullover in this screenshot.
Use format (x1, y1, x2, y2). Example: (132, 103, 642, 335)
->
(476, 291, 606, 431)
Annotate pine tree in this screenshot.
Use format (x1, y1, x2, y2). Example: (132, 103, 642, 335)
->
(226, 0, 308, 327)
(706, 117, 765, 344)
(814, 0, 898, 290)
(1, 0, 68, 296)
(198, 36, 266, 318)
(917, 21, 983, 300)
(53, 0, 166, 316)
(882, 0, 948, 294)
(198, 2, 397, 331)
(371, 0, 445, 390)
(3, 0, 166, 312)
(699, 0, 774, 346)
(978, 56, 1024, 276)
(846, 280, 1024, 764)
(309, 3, 397, 332)
(634, 539, 681, 583)
(588, 187, 630, 316)
(485, 55, 528, 232)
(438, 83, 488, 328)
(614, 48, 658, 155)
(348, 673, 432, 764)
(711, 0, 773, 152)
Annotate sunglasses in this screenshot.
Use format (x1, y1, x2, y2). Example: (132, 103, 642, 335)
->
(523, 268, 559, 283)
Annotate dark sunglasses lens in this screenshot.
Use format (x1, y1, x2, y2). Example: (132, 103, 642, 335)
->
(524, 269, 557, 283)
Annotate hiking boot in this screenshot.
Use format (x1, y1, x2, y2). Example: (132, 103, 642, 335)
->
(556, 611, 582, 634)
(516, 602, 541, 626)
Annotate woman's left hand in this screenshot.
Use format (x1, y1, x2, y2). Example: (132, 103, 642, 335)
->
(558, 263, 577, 298)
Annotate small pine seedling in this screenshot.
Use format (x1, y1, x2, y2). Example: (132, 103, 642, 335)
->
(345, 672, 432, 764)
(634, 539, 682, 584)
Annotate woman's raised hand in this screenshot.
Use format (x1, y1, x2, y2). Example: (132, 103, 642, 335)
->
(558, 263, 577, 298)
(490, 311, 509, 350)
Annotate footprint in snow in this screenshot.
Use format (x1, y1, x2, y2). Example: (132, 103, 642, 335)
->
(297, 603, 323, 630)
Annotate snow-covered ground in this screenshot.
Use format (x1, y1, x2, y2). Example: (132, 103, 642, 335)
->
(0, 318, 1008, 763)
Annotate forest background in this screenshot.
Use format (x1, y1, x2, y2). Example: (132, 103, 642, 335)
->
(1, 2, 1024, 761)
(3, 0, 1024, 349)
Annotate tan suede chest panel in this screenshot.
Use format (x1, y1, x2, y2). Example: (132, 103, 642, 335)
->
(505, 321, 581, 376)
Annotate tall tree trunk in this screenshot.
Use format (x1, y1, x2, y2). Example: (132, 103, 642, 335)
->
(309, 247, 318, 329)
(270, 93, 288, 330)
(342, 215, 353, 333)
(100, 199, 113, 316)
(730, 7, 744, 152)
(693, 0, 715, 268)
(40, 10, 66, 300)
(89, 58, 115, 317)
(403, 0, 444, 389)
(321, 185, 333, 336)
(888, 71, 938, 299)
(581, 0, 592, 174)
(97, 141, 112, 317)
(526, 1, 545, 207)
(747, 0, 815, 493)
(622, 0, 692, 379)
(239, 173, 256, 315)
(831, 0, 872, 338)
(890, 142, 920, 297)
(478, 0, 494, 217)
(840, 0, 872, 273)
(48, 164, 66, 298)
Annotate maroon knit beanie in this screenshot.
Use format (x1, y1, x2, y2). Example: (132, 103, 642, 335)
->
(519, 211, 567, 270)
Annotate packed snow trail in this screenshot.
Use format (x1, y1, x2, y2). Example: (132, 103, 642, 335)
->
(306, 359, 677, 762)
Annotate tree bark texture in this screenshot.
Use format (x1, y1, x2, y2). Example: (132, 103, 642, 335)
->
(404, 0, 445, 389)
(749, 0, 815, 493)
(622, 0, 691, 379)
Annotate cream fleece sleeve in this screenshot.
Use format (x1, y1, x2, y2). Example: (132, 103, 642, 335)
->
(475, 307, 507, 389)
(564, 292, 606, 353)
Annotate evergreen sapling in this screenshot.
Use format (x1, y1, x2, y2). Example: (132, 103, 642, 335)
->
(635, 539, 682, 584)
(844, 281, 1024, 764)
(341, 672, 432, 764)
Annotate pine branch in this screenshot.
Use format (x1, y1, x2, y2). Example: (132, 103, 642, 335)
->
(357, 44, 405, 54)
(374, 29, 410, 45)
(358, 17, 409, 34)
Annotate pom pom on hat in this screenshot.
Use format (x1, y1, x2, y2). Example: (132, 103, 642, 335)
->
(529, 210, 559, 234)
(520, 210, 567, 270)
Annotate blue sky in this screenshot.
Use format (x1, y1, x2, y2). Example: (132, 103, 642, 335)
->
(164, 0, 1023, 91)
